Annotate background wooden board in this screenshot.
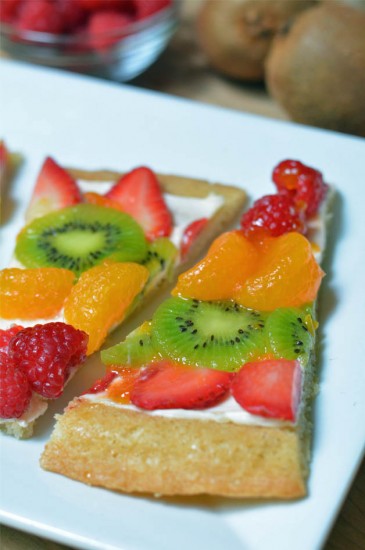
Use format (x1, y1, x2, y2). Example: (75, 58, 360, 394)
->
(0, 1, 364, 548)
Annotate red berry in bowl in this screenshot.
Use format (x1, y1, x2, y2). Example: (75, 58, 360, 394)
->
(0, 0, 22, 24)
(0, 352, 32, 419)
(134, 0, 171, 20)
(87, 10, 133, 51)
(241, 193, 306, 238)
(56, 0, 85, 33)
(9, 322, 88, 399)
(16, 0, 65, 33)
(273, 160, 328, 218)
(77, 0, 130, 13)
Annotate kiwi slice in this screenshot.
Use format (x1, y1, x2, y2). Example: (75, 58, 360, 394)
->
(151, 297, 267, 372)
(141, 238, 178, 281)
(15, 204, 147, 276)
(266, 306, 315, 365)
(101, 322, 160, 368)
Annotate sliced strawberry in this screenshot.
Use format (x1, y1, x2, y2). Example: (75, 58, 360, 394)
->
(85, 370, 118, 394)
(130, 360, 232, 410)
(26, 157, 82, 222)
(231, 359, 302, 422)
(180, 217, 208, 260)
(106, 166, 172, 241)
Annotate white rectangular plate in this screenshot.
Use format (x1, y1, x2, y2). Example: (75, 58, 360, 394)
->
(1, 60, 364, 550)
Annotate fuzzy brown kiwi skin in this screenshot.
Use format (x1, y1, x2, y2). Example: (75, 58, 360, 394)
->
(197, 0, 317, 81)
(265, 3, 365, 136)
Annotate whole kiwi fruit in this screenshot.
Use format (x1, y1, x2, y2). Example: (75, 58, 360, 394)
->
(265, 3, 365, 136)
(197, 0, 317, 81)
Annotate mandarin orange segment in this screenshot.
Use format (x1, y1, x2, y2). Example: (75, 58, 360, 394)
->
(0, 267, 75, 320)
(172, 231, 259, 301)
(234, 232, 324, 311)
(63, 262, 149, 355)
(84, 191, 125, 211)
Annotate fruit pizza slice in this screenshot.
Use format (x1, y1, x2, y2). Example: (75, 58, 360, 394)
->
(0, 156, 246, 438)
(41, 160, 333, 498)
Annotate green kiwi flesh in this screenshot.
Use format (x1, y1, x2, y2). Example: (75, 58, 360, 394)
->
(266, 306, 314, 365)
(141, 238, 178, 282)
(15, 204, 147, 276)
(101, 322, 160, 368)
(151, 297, 268, 372)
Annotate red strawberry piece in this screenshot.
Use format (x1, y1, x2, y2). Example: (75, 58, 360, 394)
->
(87, 9, 133, 51)
(231, 359, 302, 422)
(0, 352, 32, 419)
(0, 0, 21, 23)
(273, 160, 328, 218)
(180, 218, 208, 260)
(241, 193, 306, 238)
(0, 326, 24, 353)
(131, 360, 233, 410)
(85, 370, 118, 394)
(106, 167, 173, 241)
(9, 322, 88, 399)
(16, 0, 65, 34)
(134, 0, 171, 20)
(25, 156, 82, 221)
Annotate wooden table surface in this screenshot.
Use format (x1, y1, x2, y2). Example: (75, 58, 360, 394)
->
(1, 1, 364, 549)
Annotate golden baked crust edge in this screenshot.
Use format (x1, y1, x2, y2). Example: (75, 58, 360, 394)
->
(41, 399, 306, 499)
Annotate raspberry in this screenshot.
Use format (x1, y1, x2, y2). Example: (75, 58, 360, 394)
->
(0, 326, 24, 353)
(241, 194, 306, 238)
(0, 352, 32, 419)
(273, 160, 328, 218)
(9, 322, 88, 399)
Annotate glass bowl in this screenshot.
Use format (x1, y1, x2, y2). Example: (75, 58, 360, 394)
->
(0, 1, 179, 81)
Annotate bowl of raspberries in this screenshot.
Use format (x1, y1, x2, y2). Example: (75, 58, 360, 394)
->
(0, 0, 178, 80)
